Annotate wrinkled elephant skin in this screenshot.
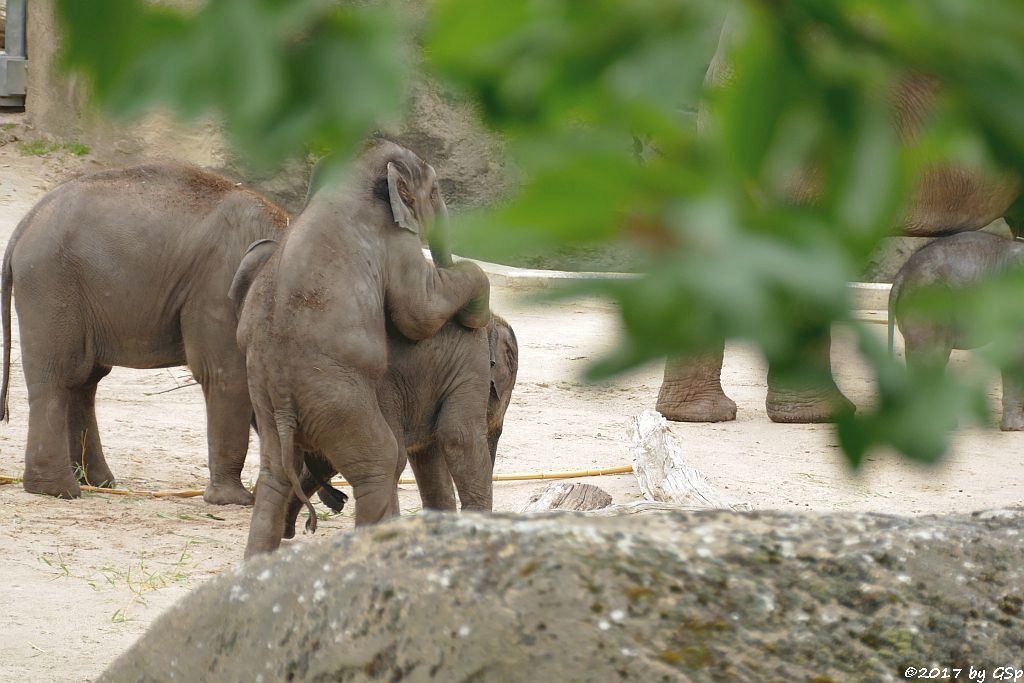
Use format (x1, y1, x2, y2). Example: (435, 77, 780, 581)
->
(0, 163, 289, 504)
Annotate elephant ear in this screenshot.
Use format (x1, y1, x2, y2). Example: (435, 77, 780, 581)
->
(228, 239, 278, 319)
(387, 161, 419, 234)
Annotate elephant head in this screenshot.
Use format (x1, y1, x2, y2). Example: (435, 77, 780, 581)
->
(366, 140, 453, 267)
(485, 315, 519, 463)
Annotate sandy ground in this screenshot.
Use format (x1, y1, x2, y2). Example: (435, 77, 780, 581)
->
(1, 114, 1023, 682)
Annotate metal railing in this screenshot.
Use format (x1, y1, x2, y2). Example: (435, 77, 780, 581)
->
(0, 0, 27, 107)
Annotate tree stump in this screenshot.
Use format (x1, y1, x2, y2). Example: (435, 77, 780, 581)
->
(521, 482, 612, 513)
(630, 410, 748, 511)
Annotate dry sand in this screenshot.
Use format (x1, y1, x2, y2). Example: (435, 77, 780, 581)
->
(0, 118, 1021, 682)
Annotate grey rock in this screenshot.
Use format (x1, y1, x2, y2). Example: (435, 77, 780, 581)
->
(102, 509, 1024, 682)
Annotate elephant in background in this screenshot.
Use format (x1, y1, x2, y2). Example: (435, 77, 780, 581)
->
(888, 231, 1024, 431)
(236, 139, 491, 558)
(657, 15, 1022, 424)
(1, 162, 289, 504)
(281, 314, 519, 538)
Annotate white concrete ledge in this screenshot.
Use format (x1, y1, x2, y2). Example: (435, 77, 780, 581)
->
(431, 250, 893, 313)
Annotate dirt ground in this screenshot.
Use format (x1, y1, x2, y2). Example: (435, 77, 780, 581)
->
(1, 113, 1022, 682)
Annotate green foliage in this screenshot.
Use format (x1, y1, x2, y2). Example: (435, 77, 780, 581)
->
(54, 0, 1024, 466)
(56, 0, 411, 169)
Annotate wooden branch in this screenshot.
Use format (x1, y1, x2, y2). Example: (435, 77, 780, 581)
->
(630, 410, 749, 511)
(521, 482, 613, 513)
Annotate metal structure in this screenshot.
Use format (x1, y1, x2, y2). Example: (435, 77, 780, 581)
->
(0, 0, 27, 107)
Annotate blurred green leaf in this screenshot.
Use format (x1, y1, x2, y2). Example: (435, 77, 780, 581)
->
(56, 0, 1024, 468)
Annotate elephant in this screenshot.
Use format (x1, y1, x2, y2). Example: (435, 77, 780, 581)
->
(278, 314, 519, 539)
(236, 139, 491, 558)
(888, 231, 1024, 431)
(0, 162, 289, 504)
(656, 15, 1022, 425)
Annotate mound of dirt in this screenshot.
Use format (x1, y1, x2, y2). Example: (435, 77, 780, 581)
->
(103, 508, 1024, 682)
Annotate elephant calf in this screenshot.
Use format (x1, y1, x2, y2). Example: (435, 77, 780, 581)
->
(283, 314, 519, 538)
(888, 231, 1024, 430)
(1, 163, 289, 504)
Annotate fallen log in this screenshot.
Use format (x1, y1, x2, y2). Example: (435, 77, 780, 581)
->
(630, 410, 748, 511)
(521, 482, 612, 513)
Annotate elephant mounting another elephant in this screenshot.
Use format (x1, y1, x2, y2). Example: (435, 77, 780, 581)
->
(657, 24, 1022, 424)
(236, 139, 493, 558)
(281, 314, 519, 540)
(1, 162, 289, 504)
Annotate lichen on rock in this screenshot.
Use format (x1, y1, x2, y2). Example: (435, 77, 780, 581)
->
(102, 509, 1024, 682)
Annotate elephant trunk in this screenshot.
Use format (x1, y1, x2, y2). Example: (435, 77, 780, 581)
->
(428, 201, 454, 268)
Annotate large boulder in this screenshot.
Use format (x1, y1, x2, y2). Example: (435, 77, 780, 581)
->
(102, 509, 1024, 682)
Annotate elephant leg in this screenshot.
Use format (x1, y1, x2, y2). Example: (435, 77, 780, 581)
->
(318, 391, 402, 527)
(999, 369, 1024, 431)
(184, 331, 254, 506)
(999, 344, 1024, 431)
(656, 348, 737, 423)
(408, 450, 458, 511)
(23, 382, 80, 498)
(903, 329, 953, 377)
(66, 365, 115, 488)
(434, 405, 493, 512)
(765, 329, 855, 424)
(245, 406, 289, 558)
(197, 379, 255, 506)
(283, 454, 333, 540)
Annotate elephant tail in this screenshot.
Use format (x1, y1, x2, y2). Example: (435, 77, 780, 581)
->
(0, 226, 16, 422)
(887, 273, 903, 358)
(277, 410, 317, 535)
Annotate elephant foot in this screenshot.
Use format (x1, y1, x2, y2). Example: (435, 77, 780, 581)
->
(999, 414, 1024, 431)
(657, 392, 737, 423)
(23, 472, 82, 499)
(75, 463, 116, 489)
(204, 482, 255, 506)
(765, 386, 855, 424)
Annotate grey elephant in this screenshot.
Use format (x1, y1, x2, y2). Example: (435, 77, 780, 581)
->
(0, 162, 289, 504)
(657, 15, 1022, 425)
(888, 231, 1024, 431)
(276, 314, 519, 538)
(237, 139, 491, 558)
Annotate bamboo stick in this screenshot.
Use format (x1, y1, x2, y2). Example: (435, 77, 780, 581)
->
(0, 465, 635, 499)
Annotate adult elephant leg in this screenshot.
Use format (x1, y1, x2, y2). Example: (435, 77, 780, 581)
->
(408, 450, 458, 511)
(656, 345, 737, 422)
(23, 381, 80, 498)
(67, 365, 115, 488)
(765, 328, 855, 423)
(183, 314, 254, 506)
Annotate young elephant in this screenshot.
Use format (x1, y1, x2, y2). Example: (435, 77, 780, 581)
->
(235, 140, 491, 558)
(888, 231, 1024, 430)
(0, 163, 288, 504)
(279, 314, 519, 538)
